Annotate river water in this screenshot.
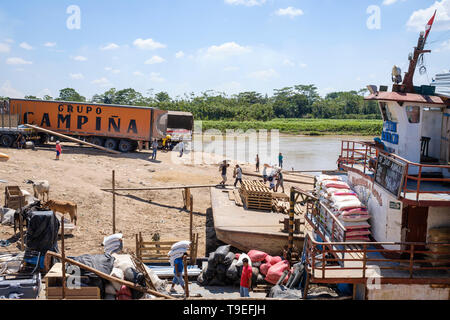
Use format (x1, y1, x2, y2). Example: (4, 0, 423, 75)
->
(194, 134, 374, 172)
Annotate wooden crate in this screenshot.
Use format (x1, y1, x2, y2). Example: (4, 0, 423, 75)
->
(5, 186, 24, 210)
(44, 263, 100, 300)
(135, 233, 198, 265)
(239, 180, 272, 211)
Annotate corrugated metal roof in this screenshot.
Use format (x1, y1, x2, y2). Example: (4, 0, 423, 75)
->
(431, 72, 450, 98)
(364, 91, 446, 105)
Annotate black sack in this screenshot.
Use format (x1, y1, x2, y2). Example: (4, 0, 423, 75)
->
(25, 210, 59, 255)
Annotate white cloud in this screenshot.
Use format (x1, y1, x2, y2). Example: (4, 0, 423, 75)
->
(435, 39, 450, 52)
(69, 73, 84, 80)
(19, 42, 33, 50)
(0, 43, 10, 53)
(299, 63, 307, 68)
(407, 0, 450, 31)
(145, 55, 165, 64)
(91, 77, 111, 87)
(275, 7, 304, 18)
(44, 42, 56, 47)
(6, 57, 32, 65)
(133, 71, 144, 76)
(4, 39, 14, 44)
(133, 38, 166, 50)
(105, 67, 120, 73)
(0, 81, 24, 98)
(224, 0, 266, 6)
(101, 43, 120, 51)
(382, 0, 406, 5)
(202, 42, 251, 60)
(150, 72, 165, 82)
(175, 51, 185, 58)
(248, 68, 278, 81)
(105, 67, 112, 71)
(72, 55, 88, 61)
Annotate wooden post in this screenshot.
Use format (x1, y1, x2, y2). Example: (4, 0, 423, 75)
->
(189, 195, 193, 242)
(362, 244, 367, 279)
(112, 170, 116, 234)
(409, 244, 415, 279)
(61, 217, 66, 300)
(19, 197, 24, 251)
(183, 255, 189, 298)
(135, 234, 139, 259)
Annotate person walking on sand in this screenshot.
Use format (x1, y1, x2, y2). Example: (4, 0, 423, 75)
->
(275, 169, 285, 193)
(240, 258, 252, 297)
(262, 165, 268, 183)
(219, 160, 229, 186)
(255, 154, 260, 172)
(234, 164, 243, 187)
(278, 153, 283, 169)
(151, 139, 158, 160)
(55, 141, 62, 160)
(170, 252, 187, 294)
(178, 140, 185, 157)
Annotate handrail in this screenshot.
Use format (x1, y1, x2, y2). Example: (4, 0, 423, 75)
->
(339, 140, 450, 202)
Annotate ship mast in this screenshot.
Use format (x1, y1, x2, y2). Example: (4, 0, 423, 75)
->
(400, 33, 431, 93)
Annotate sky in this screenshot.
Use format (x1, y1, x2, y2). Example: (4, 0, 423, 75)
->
(0, 0, 449, 100)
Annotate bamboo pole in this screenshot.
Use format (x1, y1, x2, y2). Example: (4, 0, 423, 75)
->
(45, 251, 174, 299)
(112, 170, 116, 234)
(183, 255, 189, 298)
(101, 184, 223, 192)
(23, 124, 121, 154)
(61, 217, 66, 300)
(19, 197, 24, 251)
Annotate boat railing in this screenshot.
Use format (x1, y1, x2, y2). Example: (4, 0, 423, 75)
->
(304, 233, 450, 283)
(296, 187, 347, 243)
(338, 140, 450, 202)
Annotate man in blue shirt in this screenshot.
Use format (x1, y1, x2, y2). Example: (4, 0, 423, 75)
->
(278, 153, 283, 169)
(170, 253, 187, 293)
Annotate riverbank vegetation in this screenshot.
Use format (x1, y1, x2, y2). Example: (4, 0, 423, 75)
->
(6, 84, 382, 134)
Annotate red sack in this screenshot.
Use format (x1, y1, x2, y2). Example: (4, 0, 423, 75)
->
(264, 255, 272, 263)
(235, 253, 241, 260)
(117, 285, 132, 300)
(265, 260, 290, 285)
(268, 256, 282, 265)
(259, 263, 271, 276)
(247, 250, 267, 263)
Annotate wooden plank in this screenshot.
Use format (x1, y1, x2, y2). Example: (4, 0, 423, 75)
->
(102, 184, 222, 192)
(24, 124, 121, 154)
(46, 286, 100, 297)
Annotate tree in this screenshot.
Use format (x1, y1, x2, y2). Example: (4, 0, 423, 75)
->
(24, 95, 40, 100)
(57, 88, 86, 102)
(43, 95, 53, 101)
(155, 91, 171, 103)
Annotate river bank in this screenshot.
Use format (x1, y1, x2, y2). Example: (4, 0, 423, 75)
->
(198, 118, 382, 136)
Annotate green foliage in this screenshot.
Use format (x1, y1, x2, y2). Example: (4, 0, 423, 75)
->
(24, 95, 40, 100)
(57, 88, 86, 102)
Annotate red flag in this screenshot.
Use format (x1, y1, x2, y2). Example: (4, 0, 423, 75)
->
(424, 10, 437, 43)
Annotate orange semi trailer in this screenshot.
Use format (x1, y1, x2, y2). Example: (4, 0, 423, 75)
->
(7, 98, 169, 152)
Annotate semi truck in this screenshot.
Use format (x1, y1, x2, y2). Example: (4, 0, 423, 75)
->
(0, 98, 193, 152)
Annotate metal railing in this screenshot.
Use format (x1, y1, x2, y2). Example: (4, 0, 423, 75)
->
(338, 140, 450, 202)
(304, 233, 450, 283)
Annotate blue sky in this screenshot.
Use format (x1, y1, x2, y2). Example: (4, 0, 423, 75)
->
(0, 0, 449, 100)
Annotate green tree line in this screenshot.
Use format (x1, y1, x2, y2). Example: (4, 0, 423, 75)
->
(3, 84, 380, 121)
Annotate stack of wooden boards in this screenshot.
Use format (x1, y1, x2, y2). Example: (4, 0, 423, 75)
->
(239, 180, 272, 211)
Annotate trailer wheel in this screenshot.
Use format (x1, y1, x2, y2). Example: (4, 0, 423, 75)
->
(1, 135, 14, 148)
(90, 137, 104, 146)
(118, 139, 133, 153)
(104, 138, 118, 150)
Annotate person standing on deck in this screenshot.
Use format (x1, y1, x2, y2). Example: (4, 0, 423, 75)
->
(240, 258, 252, 297)
(255, 154, 260, 172)
(170, 252, 187, 294)
(219, 160, 229, 186)
(55, 141, 62, 160)
(151, 139, 158, 160)
(234, 165, 243, 187)
(278, 153, 283, 169)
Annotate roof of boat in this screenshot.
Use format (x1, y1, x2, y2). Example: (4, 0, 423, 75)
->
(364, 91, 447, 106)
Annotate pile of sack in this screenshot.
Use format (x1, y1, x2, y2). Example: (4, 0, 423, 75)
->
(315, 174, 371, 241)
(197, 246, 291, 287)
(168, 240, 191, 266)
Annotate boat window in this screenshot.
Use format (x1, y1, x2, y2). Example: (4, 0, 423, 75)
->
(379, 102, 393, 121)
(406, 106, 420, 123)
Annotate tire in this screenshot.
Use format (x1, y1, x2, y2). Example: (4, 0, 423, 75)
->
(1, 135, 14, 148)
(104, 138, 118, 150)
(90, 137, 104, 146)
(118, 139, 133, 153)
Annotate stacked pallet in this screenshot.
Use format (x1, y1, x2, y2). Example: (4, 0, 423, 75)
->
(239, 180, 272, 211)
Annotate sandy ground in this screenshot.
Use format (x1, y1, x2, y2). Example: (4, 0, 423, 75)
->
(0, 143, 313, 259)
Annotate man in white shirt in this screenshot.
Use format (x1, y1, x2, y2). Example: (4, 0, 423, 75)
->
(151, 139, 158, 160)
(178, 140, 185, 157)
(234, 164, 243, 187)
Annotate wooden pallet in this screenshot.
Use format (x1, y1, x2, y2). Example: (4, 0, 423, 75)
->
(253, 284, 273, 293)
(239, 180, 273, 211)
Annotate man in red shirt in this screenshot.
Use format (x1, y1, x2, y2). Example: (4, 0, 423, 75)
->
(240, 258, 252, 297)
